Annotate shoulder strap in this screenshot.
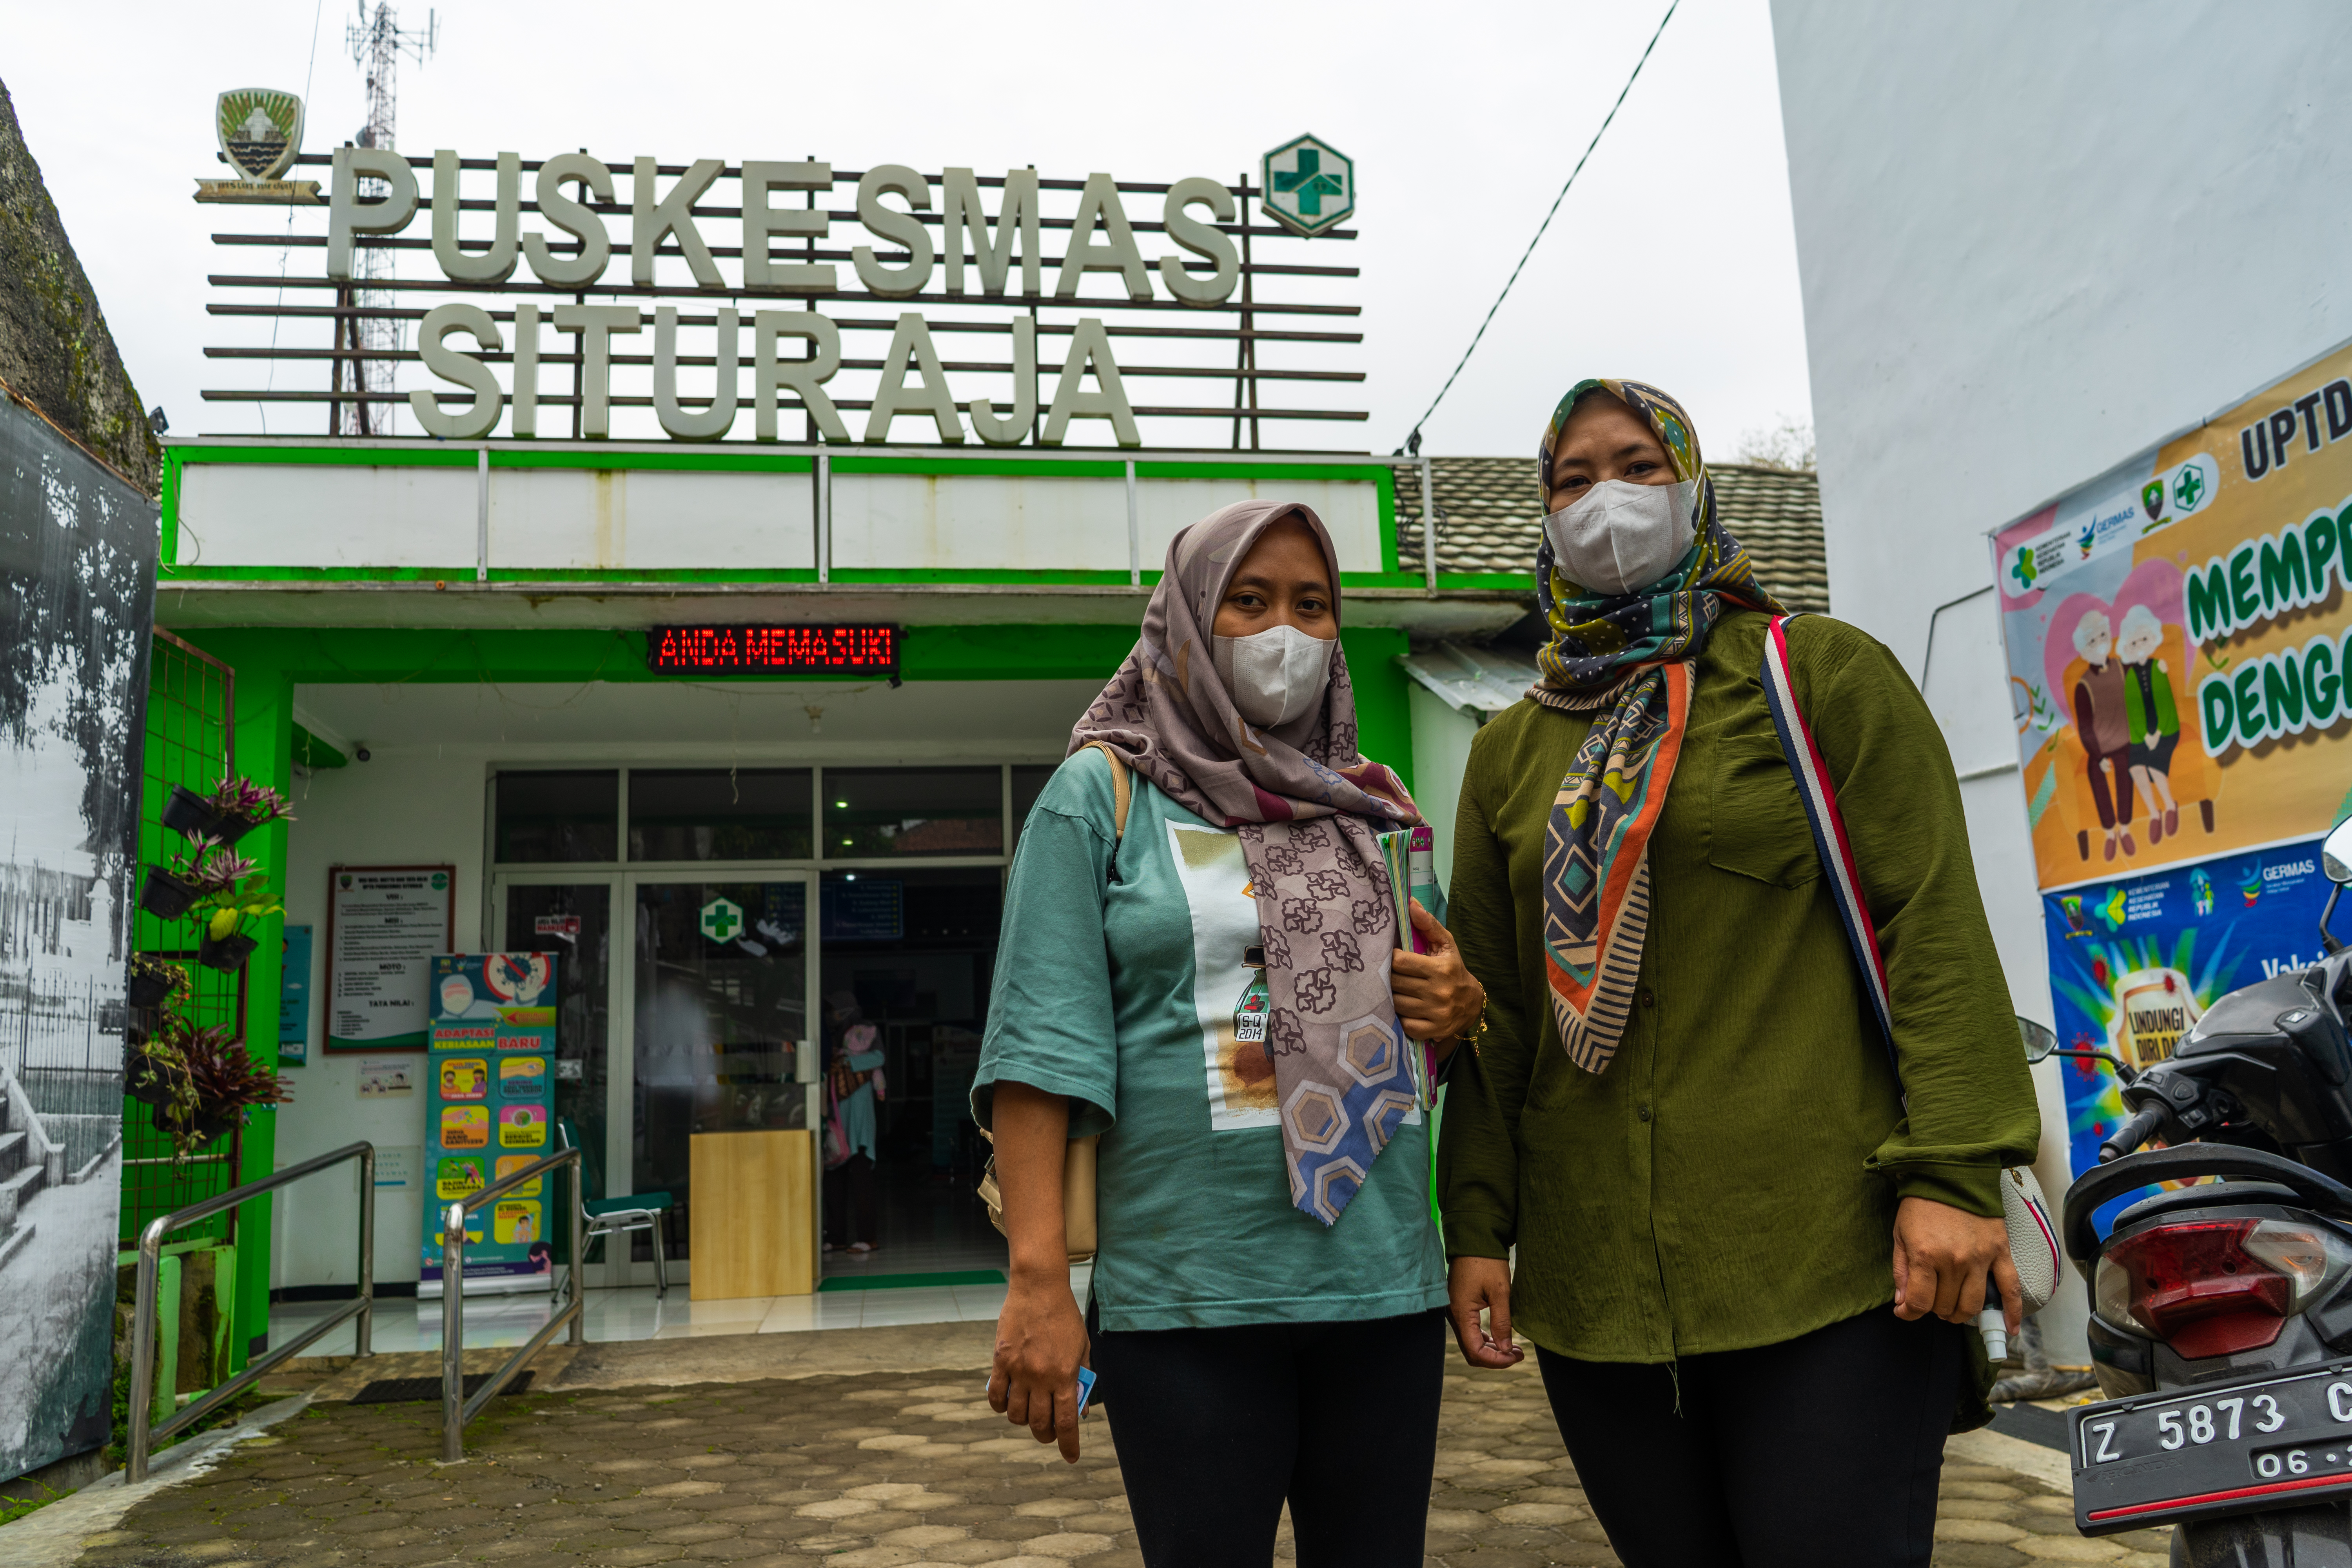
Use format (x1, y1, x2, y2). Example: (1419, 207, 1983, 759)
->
(1758, 614, 1900, 1077)
(1083, 740, 1131, 842)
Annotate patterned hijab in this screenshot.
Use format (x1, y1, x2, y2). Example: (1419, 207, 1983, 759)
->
(1530, 379, 1782, 1074)
(1071, 500, 1422, 1225)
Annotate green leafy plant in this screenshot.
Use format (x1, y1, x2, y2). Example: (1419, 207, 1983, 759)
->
(144, 1023, 291, 1157)
(127, 954, 193, 1009)
(187, 854, 280, 943)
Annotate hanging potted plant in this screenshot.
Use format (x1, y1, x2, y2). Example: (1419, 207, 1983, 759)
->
(125, 1014, 192, 1109)
(187, 856, 281, 971)
(125, 954, 192, 1011)
(206, 778, 295, 847)
(149, 1025, 291, 1156)
(139, 835, 219, 921)
(160, 785, 226, 840)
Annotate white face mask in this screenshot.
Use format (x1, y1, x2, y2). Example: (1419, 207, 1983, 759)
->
(1542, 478, 1701, 596)
(1213, 624, 1334, 729)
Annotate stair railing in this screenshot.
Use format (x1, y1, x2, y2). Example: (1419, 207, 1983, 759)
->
(127, 1140, 377, 1483)
(439, 1145, 585, 1462)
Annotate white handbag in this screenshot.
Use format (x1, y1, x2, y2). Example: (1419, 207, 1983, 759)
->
(1761, 615, 2061, 1332)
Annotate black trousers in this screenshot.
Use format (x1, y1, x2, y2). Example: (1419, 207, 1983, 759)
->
(823, 1152, 878, 1246)
(1089, 1303, 1446, 1568)
(1536, 1307, 1965, 1568)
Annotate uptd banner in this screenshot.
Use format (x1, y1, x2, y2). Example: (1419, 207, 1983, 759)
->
(1994, 336, 2352, 891)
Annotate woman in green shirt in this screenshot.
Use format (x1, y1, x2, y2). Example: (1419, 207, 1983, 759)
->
(976, 499, 1485, 1566)
(1439, 380, 2041, 1567)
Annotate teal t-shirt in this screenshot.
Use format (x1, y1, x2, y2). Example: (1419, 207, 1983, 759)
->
(972, 748, 1447, 1332)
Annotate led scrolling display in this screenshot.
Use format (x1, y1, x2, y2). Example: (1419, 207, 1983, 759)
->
(647, 624, 898, 675)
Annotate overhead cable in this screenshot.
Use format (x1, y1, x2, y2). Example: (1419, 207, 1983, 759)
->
(1400, 0, 1681, 455)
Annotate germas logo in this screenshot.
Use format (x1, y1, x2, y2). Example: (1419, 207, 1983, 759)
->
(2240, 863, 2265, 906)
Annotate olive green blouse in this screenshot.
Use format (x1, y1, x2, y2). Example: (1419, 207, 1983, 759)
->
(1437, 610, 2040, 1364)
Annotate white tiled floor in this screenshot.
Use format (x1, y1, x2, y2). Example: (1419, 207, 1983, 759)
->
(270, 1265, 1088, 1357)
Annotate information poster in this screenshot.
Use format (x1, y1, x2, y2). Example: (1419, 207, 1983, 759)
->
(278, 924, 311, 1065)
(419, 953, 559, 1292)
(1993, 338, 2352, 1181)
(1993, 338, 2352, 889)
(2042, 837, 2336, 1171)
(327, 866, 455, 1051)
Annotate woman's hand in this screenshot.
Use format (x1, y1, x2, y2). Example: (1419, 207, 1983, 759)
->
(1393, 898, 1485, 1057)
(986, 1081, 1090, 1462)
(990, 1274, 1090, 1463)
(1447, 1256, 1523, 1368)
(1891, 1195, 2023, 1332)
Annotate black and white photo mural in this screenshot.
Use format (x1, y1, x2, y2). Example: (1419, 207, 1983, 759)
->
(0, 394, 155, 1482)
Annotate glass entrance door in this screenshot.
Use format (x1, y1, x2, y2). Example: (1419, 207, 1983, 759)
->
(627, 874, 817, 1273)
(494, 877, 619, 1281)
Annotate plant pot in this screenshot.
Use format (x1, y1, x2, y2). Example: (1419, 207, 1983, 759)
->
(125, 969, 173, 1008)
(151, 1102, 237, 1147)
(125, 1071, 175, 1108)
(160, 786, 226, 840)
(210, 811, 263, 846)
(197, 930, 259, 972)
(140, 867, 203, 920)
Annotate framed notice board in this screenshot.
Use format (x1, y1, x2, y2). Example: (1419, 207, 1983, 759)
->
(326, 864, 456, 1052)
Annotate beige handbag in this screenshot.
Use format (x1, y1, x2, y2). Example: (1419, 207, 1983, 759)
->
(975, 742, 1127, 1265)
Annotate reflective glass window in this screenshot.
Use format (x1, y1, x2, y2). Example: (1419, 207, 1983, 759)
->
(629, 769, 812, 862)
(823, 768, 1004, 858)
(495, 771, 619, 863)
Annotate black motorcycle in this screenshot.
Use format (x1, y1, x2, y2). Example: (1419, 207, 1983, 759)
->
(2047, 819, 2352, 1564)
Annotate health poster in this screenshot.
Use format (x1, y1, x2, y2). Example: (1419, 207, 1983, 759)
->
(421, 953, 559, 1289)
(2043, 835, 2336, 1183)
(327, 866, 454, 1050)
(1993, 337, 2352, 893)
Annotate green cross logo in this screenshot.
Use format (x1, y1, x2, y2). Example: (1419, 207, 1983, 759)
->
(2173, 465, 2206, 511)
(1275, 149, 1346, 216)
(699, 897, 743, 942)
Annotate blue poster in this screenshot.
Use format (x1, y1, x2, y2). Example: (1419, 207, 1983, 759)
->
(420, 954, 558, 1290)
(278, 924, 311, 1065)
(2045, 835, 2338, 1181)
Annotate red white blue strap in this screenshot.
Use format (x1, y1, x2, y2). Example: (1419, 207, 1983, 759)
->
(1759, 614, 1898, 1066)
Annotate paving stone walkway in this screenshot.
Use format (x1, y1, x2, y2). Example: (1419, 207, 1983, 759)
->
(66, 1362, 2173, 1567)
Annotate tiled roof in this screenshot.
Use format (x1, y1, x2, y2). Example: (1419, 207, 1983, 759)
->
(1392, 458, 1829, 613)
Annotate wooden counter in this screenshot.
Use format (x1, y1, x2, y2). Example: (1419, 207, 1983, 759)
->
(687, 1129, 817, 1299)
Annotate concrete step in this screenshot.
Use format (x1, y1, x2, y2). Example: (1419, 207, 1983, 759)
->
(0, 1160, 45, 1230)
(0, 1220, 32, 1275)
(0, 1128, 25, 1178)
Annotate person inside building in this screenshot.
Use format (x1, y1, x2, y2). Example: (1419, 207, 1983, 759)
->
(1437, 380, 2040, 1568)
(975, 499, 1488, 1566)
(821, 989, 886, 1255)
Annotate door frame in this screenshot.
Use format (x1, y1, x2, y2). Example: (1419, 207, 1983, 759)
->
(493, 867, 821, 1290)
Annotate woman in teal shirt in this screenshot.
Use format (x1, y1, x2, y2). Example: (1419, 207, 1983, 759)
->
(976, 500, 1486, 1567)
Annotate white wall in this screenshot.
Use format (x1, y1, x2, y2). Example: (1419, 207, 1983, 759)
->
(1772, 1, 2352, 671)
(1768, 2, 2352, 1357)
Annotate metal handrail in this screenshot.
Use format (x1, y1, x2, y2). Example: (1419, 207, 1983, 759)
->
(441, 1145, 585, 1461)
(128, 1140, 376, 1483)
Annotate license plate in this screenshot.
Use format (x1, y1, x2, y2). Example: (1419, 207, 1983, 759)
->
(2070, 1362, 2352, 1534)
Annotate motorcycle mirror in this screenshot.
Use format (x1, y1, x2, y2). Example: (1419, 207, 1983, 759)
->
(2018, 1016, 2059, 1064)
(2326, 817, 2352, 884)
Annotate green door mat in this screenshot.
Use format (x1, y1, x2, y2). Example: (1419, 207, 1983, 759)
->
(816, 1269, 1005, 1293)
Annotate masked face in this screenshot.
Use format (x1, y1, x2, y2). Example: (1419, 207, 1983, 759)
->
(1214, 624, 1334, 729)
(1542, 478, 1700, 597)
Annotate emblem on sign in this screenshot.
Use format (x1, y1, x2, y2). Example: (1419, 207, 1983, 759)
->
(1260, 133, 1355, 238)
(699, 897, 745, 943)
(215, 89, 304, 182)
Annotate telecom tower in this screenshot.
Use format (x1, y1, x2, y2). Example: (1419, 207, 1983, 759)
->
(338, 2, 434, 436)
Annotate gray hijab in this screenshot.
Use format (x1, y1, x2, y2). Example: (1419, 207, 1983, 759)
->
(1070, 500, 1423, 1225)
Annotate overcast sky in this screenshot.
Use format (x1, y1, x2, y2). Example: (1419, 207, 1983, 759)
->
(7, 0, 1812, 460)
